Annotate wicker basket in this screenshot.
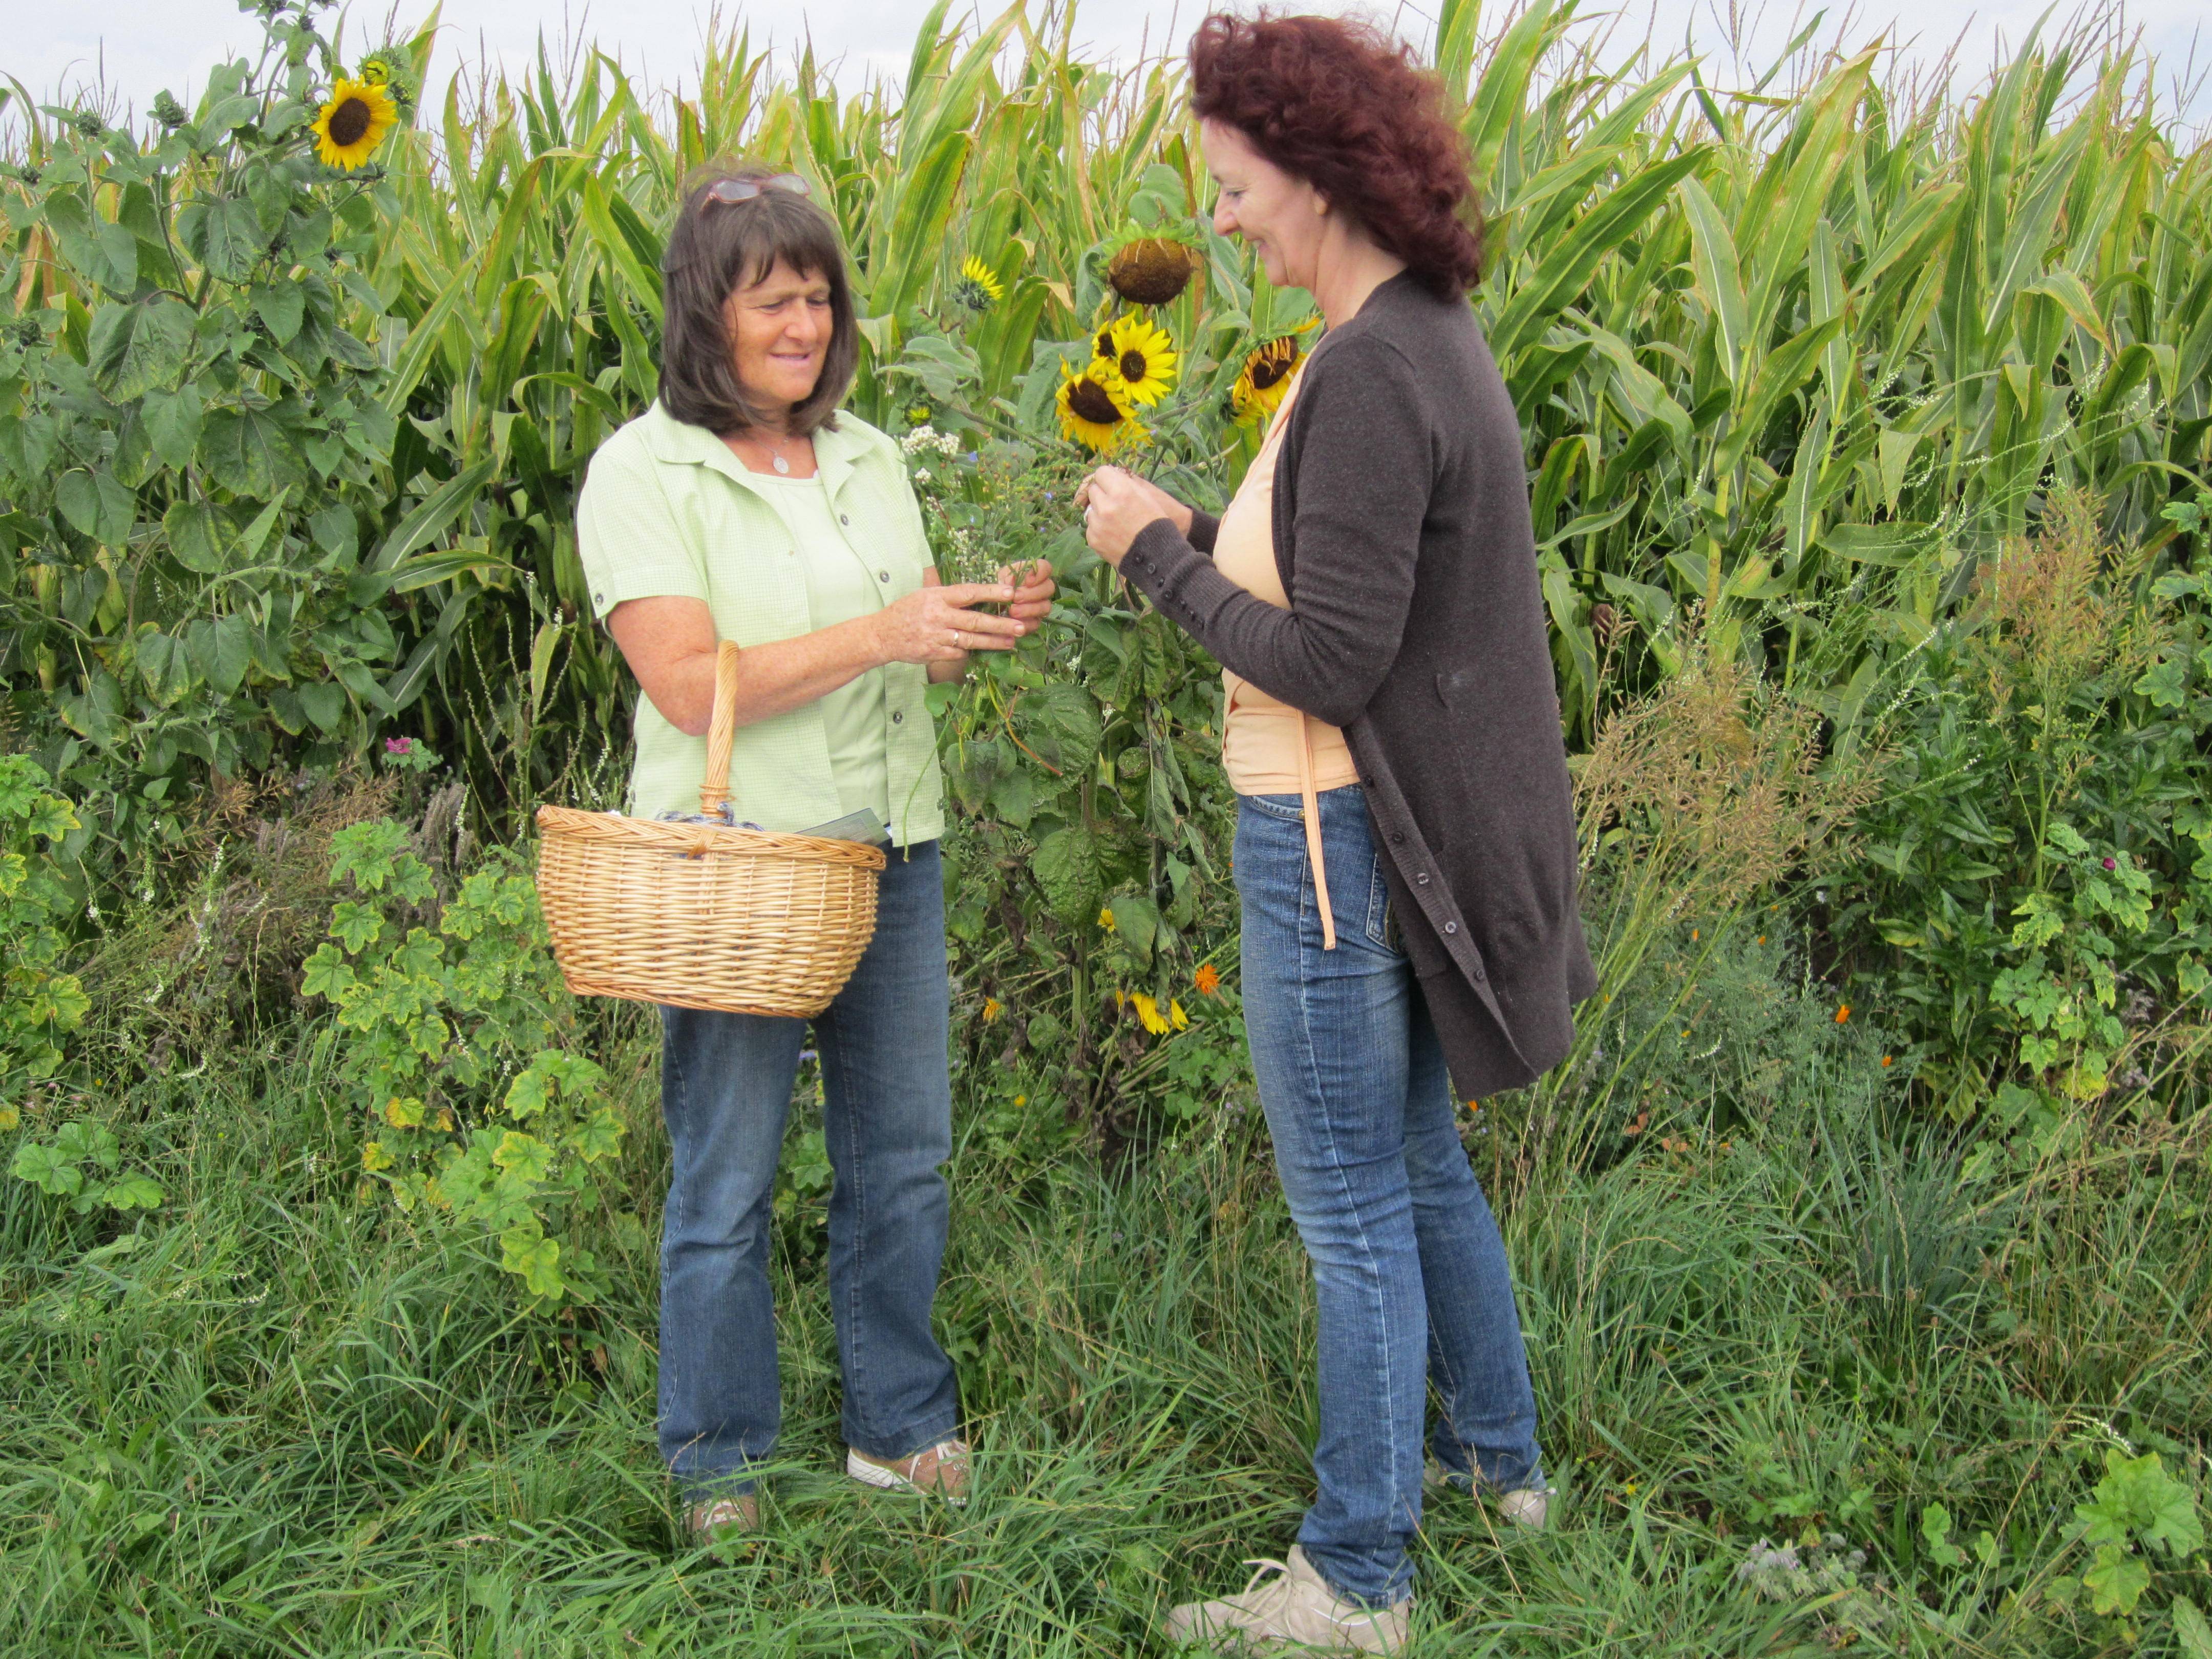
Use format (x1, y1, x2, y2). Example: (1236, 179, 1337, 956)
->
(535, 641, 887, 1017)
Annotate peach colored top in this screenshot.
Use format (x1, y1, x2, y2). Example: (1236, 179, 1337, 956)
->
(1215, 370, 1359, 949)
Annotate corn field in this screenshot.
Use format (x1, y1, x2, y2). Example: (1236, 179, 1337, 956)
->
(4, 0, 2209, 838)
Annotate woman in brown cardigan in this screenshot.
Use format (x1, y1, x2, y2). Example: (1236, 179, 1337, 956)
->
(1077, 14, 1595, 1652)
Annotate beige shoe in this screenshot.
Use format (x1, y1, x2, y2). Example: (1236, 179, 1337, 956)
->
(846, 1437, 969, 1504)
(1495, 1487, 1551, 1530)
(1423, 1459, 1552, 1531)
(683, 1493, 759, 1538)
(1164, 1546, 1409, 1654)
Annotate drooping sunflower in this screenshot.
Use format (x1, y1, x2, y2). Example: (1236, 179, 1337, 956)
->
(953, 255, 1004, 313)
(1105, 235, 1202, 307)
(1231, 334, 1303, 425)
(313, 78, 399, 171)
(1092, 313, 1178, 410)
(1057, 360, 1141, 454)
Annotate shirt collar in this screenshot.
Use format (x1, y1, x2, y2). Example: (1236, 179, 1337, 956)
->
(639, 400, 860, 500)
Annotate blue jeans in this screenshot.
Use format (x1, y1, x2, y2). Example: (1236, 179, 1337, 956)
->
(656, 841, 960, 1498)
(1236, 788, 1545, 1607)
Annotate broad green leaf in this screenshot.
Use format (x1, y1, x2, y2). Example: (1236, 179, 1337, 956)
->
(55, 470, 137, 546)
(179, 195, 265, 284)
(141, 382, 204, 471)
(163, 500, 226, 574)
(102, 1174, 165, 1211)
(201, 405, 295, 499)
(88, 296, 196, 401)
(1033, 824, 1103, 926)
(135, 627, 194, 704)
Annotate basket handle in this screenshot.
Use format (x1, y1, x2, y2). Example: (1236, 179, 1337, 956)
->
(699, 639, 742, 817)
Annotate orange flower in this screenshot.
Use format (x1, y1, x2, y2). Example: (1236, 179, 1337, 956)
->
(1836, 1004, 1852, 1024)
(982, 997, 1004, 1024)
(1194, 962, 1222, 997)
(1881, 1054, 1893, 1067)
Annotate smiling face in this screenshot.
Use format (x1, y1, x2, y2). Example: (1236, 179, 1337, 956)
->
(723, 258, 833, 426)
(1200, 118, 1330, 292)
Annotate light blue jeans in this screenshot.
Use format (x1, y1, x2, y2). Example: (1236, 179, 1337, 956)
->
(655, 841, 960, 1498)
(1236, 788, 1545, 1607)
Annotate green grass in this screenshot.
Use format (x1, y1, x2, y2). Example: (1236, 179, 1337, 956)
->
(3, 939, 2208, 1656)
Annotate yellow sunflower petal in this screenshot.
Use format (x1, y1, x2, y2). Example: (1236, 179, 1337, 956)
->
(1057, 361, 1143, 455)
(314, 78, 399, 171)
(1094, 313, 1179, 409)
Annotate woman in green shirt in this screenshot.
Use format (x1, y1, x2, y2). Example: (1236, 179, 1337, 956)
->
(577, 165, 1054, 1537)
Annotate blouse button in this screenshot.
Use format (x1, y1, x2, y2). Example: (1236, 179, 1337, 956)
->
(879, 570, 891, 582)
(891, 711, 904, 725)
(840, 514, 850, 526)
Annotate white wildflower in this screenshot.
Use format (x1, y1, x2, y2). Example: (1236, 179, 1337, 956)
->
(913, 467, 933, 483)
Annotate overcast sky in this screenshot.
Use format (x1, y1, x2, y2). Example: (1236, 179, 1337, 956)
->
(8, 0, 2207, 136)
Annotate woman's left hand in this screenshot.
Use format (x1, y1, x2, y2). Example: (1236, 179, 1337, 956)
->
(1076, 467, 1190, 567)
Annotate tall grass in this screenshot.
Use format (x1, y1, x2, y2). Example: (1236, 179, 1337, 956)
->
(3, 934, 2206, 1653)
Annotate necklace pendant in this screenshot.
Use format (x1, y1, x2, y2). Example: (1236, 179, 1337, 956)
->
(772, 454, 791, 475)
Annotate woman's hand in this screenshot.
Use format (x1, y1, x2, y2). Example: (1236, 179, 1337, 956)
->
(874, 572, 1030, 666)
(1075, 468, 1193, 568)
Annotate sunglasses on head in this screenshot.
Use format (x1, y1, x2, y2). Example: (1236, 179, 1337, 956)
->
(703, 173, 811, 207)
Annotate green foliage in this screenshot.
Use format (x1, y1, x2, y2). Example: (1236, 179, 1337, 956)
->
(0, 1, 499, 870)
(302, 819, 621, 1303)
(1834, 498, 2212, 1113)
(2045, 1450, 2206, 1631)
(0, 755, 85, 1124)
(7, 1119, 165, 1214)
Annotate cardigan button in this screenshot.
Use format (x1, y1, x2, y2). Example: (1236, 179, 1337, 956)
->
(1444, 921, 1459, 935)
(1390, 831, 1405, 845)
(1415, 871, 1430, 885)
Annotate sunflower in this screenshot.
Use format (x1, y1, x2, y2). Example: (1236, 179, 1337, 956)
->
(1231, 335, 1302, 425)
(1057, 360, 1142, 454)
(953, 255, 1004, 312)
(1092, 313, 1178, 410)
(1105, 236, 1201, 306)
(313, 78, 399, 171)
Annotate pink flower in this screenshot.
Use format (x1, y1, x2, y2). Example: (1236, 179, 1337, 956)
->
(385, 737, 412, 755)
(2101, 856, 2116, 870)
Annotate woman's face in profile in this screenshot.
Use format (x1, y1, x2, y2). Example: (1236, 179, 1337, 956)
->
(1200, 118, 1325, 292)
(721, 258, 833, 417)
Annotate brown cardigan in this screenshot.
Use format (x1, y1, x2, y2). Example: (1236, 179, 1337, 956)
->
(1120, 272, 1596, 1096)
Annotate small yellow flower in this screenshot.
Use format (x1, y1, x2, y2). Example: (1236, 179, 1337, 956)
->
(1170, 999, 1189, 1031)
(313, 78, 399, 170)
(1133, 994, 1172, 1035)
(954, 254, 1004, 311)
(1098, 906, 1117, 932)
(982, 997, 1004, 1024)
(1013, 1094, 1028, 1107)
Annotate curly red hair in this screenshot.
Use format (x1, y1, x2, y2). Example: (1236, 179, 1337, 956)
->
(1189, 11, 1483, 296)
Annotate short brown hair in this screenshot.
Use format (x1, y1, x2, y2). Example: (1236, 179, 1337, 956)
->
(658, 162, 859, 436)
(1189, 12, 1484, 296)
